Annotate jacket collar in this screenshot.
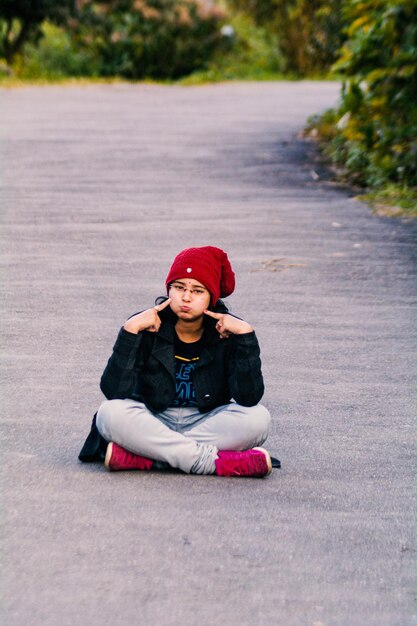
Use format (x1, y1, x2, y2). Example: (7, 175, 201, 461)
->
(153, 307, 221, 370)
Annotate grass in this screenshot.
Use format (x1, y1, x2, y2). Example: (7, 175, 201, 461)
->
(306, 111, 417, 219)
(359, 185, 417, 218)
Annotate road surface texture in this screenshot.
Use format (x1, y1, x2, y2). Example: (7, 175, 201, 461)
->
(1, 82, 416, 626)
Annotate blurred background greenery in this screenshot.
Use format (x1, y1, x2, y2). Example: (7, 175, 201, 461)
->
(1, 0, 416, 212)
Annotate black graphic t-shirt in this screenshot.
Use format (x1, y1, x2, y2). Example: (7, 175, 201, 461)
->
(170, 333, 204, 407)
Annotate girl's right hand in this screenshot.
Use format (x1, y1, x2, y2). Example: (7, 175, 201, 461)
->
(123, 298, 171, 334)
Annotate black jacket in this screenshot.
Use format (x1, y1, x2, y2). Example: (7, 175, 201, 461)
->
(79, 302, 264, 462)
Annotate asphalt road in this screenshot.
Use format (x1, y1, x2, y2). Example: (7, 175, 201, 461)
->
(1, 82, 416, 626)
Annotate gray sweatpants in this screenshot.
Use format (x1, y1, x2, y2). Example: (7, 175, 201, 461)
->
(96, 399, 271, 475)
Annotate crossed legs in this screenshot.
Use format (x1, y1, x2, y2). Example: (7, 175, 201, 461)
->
(96, 399, 271, 475)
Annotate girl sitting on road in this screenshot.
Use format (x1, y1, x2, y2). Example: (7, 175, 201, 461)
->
(79, 246, 272, 477)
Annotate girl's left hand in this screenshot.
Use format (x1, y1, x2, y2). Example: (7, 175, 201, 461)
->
(204, 310, 253, 339)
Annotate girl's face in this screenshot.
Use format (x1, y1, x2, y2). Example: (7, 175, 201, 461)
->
(168, 278, 211, 320)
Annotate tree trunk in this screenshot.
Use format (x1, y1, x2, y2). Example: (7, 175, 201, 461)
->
(3, 20, 33, 65)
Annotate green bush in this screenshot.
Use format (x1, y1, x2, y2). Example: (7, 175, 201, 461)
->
(67, 0, 225, 80)
(12, 22, 98, 79)
(227, 0, 346, 75)
(331, 0, 417, 187)
(181, 9, 283, 83)
(0, 0, 74, 63)
(1, 1, 283, 83)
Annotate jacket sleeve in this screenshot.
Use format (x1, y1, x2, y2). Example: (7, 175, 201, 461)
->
(227, 331, 265, 406)
(100, 328, 143, 400)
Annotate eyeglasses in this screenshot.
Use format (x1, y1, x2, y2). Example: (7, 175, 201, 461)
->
(169, 283, 209, 296)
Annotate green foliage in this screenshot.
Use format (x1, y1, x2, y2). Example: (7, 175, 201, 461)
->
(0, 1, 284, 83)
(181, 9, 283, 83)
(0, 0, 74, 63)
(67, 0, 225, 80)
(331, 0, 417, 188)
(360, 184, 417, 217)
(227, 0, 346, 75)
(11, 22, 98, 79)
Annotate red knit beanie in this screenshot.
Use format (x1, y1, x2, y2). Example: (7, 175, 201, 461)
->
(165, 246, 235, 306)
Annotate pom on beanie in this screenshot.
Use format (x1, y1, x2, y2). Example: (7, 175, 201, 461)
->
(165, 246, 235, 306)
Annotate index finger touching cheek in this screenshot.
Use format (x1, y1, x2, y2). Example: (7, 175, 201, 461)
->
(158, 298, 172, 310)
(204, 310, 221, 319)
